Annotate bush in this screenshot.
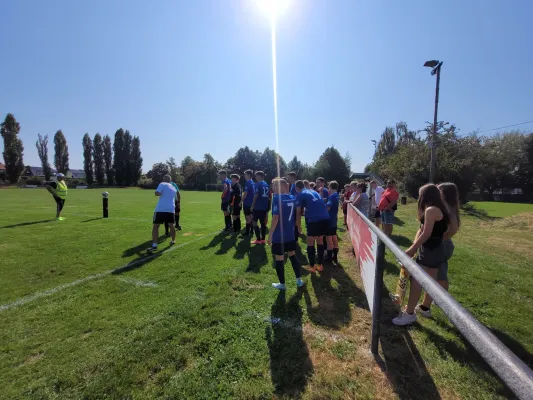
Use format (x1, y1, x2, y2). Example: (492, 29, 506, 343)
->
(138, 178, 158, 189)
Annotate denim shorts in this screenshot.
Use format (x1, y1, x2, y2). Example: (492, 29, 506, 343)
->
(416, 242, 446, 268)
(437, 240, 455, 281)
(381, 210, 395, 225)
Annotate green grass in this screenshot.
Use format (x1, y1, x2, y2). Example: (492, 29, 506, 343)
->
(0, 189, 531, 399)
(470, 201, 533, 218)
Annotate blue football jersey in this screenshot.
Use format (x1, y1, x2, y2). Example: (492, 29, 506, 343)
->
(271, 194, 296, 243)
(327, 191, 340, 227)
(244, 179, 255, 206)
(290, 183, 296, 196)
(296, 189, 329, 223)
(222, 178, 232, 202)
(253, 181, 270, 211)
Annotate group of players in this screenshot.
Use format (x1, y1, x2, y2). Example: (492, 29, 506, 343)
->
(218, 170, 342, 290)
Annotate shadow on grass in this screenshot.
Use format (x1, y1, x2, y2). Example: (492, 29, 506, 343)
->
(390, 234, 412, 248)
(199, 231, 231, 251)
(215, 235, 238, 255)
(81, 217, 103, 223)
(122, 235, 168, 258)
(266, 290, 313, 398)
(384, 259, 401, 275)
(113, 243, 175, 275)
(393, 216, 406, 226)
(461, 203, 500, 221)
(377, 285, 441, 400)
(246, 244, 268, 273)
(302, 263, 367, 329)
(0, 219, 55, 229)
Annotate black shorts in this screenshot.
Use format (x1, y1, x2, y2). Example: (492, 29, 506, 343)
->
(374, 210, 381, 218)
(271, 241, 297, 256)
(153, 212, 175, 225)
(327, 226, 337, 236)
(243, 206, 252, 216)
(232, 205, 242, 216)
(253, 210, 267, 222)
(221, 202, 230, 212)
(307, 219, 329, 237)
(54, 196, 65, 212)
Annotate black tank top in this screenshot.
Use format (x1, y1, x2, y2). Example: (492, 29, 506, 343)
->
(420, 212, 448, 250)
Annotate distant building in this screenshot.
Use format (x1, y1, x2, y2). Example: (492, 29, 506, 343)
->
(0, 163, 6, 171)
(22, 166, 86, 180)
(67, 169, 86, 179)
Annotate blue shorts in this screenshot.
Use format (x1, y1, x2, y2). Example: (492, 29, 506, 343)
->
(437, 240, 455, 281)
(382, 210, 395, 225)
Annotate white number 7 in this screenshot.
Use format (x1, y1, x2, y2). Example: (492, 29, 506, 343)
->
(287, 202, 294, 221)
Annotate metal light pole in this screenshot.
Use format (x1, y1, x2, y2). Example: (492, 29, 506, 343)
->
(424, 60, 443, 183)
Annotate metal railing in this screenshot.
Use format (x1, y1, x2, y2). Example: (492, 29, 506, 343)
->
(349, 204, 533, 400)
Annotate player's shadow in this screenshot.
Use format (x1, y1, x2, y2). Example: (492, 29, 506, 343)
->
(234, 237, 251, 260)
(199, 231, 231, 251)
(81, 217, 102, 223)
(390, 235, 412, 248)
(112, 243, 174, 275)
(393, 216, 405, 226)
(376, 285, 441, 400)
(122, 235, 168, 258)
(266, 289, 314, 398)
(0, 219, 55, 229)
(215, 235, 238, 255)
(302, 262, 367, 329)
(246, 244, 268, 273)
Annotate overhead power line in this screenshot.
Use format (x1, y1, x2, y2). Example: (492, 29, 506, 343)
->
(477, 120, 533, 134)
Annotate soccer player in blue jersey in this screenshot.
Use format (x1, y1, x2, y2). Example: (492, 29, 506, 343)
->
(287, 171, 299, 240)
(230, 174, 242, 234)
(295, 180, 330, 273)
(326, 181, 340, 263)
(267, 178, 304, 290)
(316, 177, 329, 202)
(219, 170, 233, 231)
(240, 169, 255, 236)
(250, 171, 269, 244)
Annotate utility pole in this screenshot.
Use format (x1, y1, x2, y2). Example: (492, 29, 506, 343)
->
(424, 60, 443, 183)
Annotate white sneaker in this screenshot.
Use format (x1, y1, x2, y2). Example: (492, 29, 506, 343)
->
(170, 240, 176, 246)
(272, 283, 286, 290)
(415, 304, 432, 318)
(296, 279, 305, 288)
(392, 311, 417, 326)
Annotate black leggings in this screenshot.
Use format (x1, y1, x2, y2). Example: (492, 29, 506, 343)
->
(54, 196, 65, 213)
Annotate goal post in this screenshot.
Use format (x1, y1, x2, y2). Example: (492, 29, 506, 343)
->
(206, 184, 224, 192)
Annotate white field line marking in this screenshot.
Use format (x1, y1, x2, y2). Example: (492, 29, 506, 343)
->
(116, 277, 158, 288)
(0, 231, 219, 312)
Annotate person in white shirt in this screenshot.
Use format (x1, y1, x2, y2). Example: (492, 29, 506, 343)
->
(370, 180, 385, 228)
(149, 175, 177, 252)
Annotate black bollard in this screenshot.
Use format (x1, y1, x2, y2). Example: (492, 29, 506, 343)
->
(102, 192, 109, 218)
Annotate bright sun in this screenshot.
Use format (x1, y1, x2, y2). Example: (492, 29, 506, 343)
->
(255, 0, 289, 20)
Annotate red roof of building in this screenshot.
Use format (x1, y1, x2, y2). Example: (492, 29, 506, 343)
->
(0, 163, 6, 170)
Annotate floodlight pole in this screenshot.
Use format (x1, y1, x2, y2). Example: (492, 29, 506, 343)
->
(429, 62, 442, 183)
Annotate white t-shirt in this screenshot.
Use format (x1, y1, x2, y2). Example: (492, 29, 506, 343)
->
(154, 182, 177, 213)
(373, 186, 384, 207)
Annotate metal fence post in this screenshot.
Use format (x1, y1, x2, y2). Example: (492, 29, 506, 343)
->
(371, 239, 386, 354)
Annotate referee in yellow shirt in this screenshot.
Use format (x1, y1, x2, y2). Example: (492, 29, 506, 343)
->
(45, 173, 68, 220)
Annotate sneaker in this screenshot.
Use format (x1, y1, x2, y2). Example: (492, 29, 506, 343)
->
(296, 278, 305, 288)
(392, 311, 417, 326)
(415, 304, 432, 319)
(147, 245, 158, 253)
(305, 266, 317, 273)
(56, 217, 65, 221)
(224, 226, 233, 232)
(170, 240, 176, 246)
(316, 264, 324, 272)
(272, 283, 287, 290)
(176, 225, 182, 231)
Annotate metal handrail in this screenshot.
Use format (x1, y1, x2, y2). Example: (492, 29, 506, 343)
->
(349, 204, 533, 400)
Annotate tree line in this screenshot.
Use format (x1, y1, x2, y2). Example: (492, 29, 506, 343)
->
(365, 120, 533, 201)
(1, 113, 143, 186)
(144, 146, 352, 190)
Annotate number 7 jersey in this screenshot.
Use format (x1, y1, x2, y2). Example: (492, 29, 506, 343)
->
(271, 194, 297, 243)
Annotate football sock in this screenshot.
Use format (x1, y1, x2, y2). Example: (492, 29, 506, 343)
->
(289, 255, 302, 279)
(245, 223, 251, 235)
(327, 249, 333, 260)
(317, 244, 325, 264)
(254, 226, 261, 241)
(275, 260, 285, 284)
(307, 246, 316, 266)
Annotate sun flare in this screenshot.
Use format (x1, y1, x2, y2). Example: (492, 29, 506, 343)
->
(255, 0, 289, 20)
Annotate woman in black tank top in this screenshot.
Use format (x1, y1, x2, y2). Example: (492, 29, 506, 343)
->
(393, 184, 451, 326)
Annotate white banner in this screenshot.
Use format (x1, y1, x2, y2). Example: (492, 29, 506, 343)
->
(347, 205, 378, 313)
(76, 186, 88, 189)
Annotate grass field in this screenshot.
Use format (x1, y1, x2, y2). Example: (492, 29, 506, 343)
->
(1, 189, 532, 399)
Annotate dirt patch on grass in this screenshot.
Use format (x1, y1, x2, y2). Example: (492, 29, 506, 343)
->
(183, 232, 193, 236)
(22, 352, 44, 366)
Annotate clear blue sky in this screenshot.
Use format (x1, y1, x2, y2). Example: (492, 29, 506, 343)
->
(1, 0, 532, 173)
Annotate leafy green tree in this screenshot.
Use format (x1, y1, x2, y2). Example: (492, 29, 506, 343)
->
(201, 153, 220, 186)
(314, 146, 351, 186)
(131, 136, 143, 185)
(53, 130, 69, 174)
(516, 133, 533, 198)
(82, 133, 94, 185)
(226, 146, 261, 175)
(35, 133, 52, 180)
(1, 113, 24, 183)
(287, 156, 303, 176)
(93, 133, 105, 185)
(258, 147, 286, 179)
(113, 128, 125, 185)
(123, 130, 133, 185)
(181, 156, 195, 172)
(166, 157, 180, 183)
(147, 162, 170, 183)
(103, 134, 114, 185)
